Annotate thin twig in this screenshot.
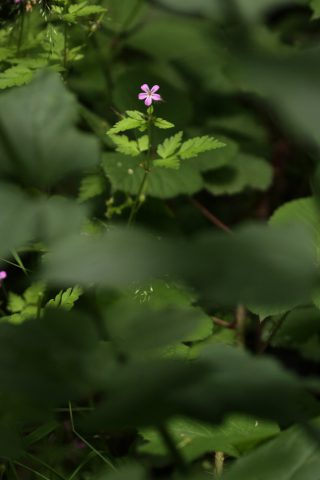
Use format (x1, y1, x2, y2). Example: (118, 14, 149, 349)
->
(68, 402, 116, 472)
(258, 311, 290, 354)
(212, 316, 236, 329)
(189, 197, 232, 234)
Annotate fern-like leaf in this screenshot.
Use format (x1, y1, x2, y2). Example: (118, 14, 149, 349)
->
(109, 134, 140, 156)
(157, 131, 183, 159)
(178, 136, 225, 159)
(108, 115, 146, 135)
(46, 286, 83, 311)
(154, 117, 175, 129)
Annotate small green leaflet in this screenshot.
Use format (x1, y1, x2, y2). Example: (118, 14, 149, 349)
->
(154, 117, 175, 129)
(63, 3, 106, 23)
(109, 135, 140, 156)
(157, 131, 183, 159)
(78, 174, 105, 202)
(108, 111, 147, 135)
(108, 134, 149, 156)
(153, 157, 180, 169)
(46, 286, 83, 311)
(179, 135, 225, 159)
(137, 135, 149, 152)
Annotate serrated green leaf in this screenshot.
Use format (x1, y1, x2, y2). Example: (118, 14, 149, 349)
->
(108, 115, 146, 135)
(153, 157, 180, 169)
(154, 117, 175, 129)
(7, 293, 25, 314)
(63, 4, 106, 22)
(137, 135, 149, 152)
(139, 415, 279, 460)
(46, 286, 83, 311)
(179, 135, 226, 160)
(23, 282, 46, 304)
(157, 131, 183, 159)
(109, 134, 140, 156)
(78, 174, 105, 202)
(126, 110, 145, 120)
(0, 66, 33, 90)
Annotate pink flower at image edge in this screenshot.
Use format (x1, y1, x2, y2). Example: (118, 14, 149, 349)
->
(0, 271, 7, 281)
(138, 84, 162, 106)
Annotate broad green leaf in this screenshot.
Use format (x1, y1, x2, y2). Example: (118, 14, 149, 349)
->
(268, 197, 320, 315)
(154, 117, 175, 129)
(204, 154, 273, 195)
(270, 197, 320, 249)
(46, 286, 83, 311)
(103, 153, 203, 198)
(222, 418, 320, 480)
(78, 174, 105, 202)
(139, 415, 279, 460)
(157, 132, 183, 159)
(0, 71, 100, 187)
(179, 136, 225, 160)
(43, 224, 318, 309)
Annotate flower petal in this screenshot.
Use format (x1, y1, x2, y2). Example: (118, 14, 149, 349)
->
(151, 85, 160, 93)
(138, 93, 148, 100)
(141, 84, 150, 93)
(145, 96, 152, 106)
(151, 93, 162, 102)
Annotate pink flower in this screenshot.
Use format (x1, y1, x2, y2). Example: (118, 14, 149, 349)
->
(138, 84, 162, 106)
(0, 271, 7, 281)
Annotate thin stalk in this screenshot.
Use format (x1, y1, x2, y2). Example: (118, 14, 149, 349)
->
(214, 451, 224, 478)
(68, 402, 117, 472)
(13, 461, 51, 480)
(9, 462, 19, 480)
(67, 452, 95, 480)
(26, 454, 66, 480)
(127, 113, 153, 225)
(235, 304, 246, 348)
(11, 249, 29, 277)
(158, 424, 187, 474)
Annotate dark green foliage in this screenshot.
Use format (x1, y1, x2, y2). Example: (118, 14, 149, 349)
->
(0, 1, 320, 479)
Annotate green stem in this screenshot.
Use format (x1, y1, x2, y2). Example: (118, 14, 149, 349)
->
(158, 424, 187, 474)
(68, 402, 117, 472)
(13, 461, 51, 480)
(9, 462, 19, 480)
(26, 454, 66, 480)
(214, 452, 224, 478)
(127, 112, 153, 225)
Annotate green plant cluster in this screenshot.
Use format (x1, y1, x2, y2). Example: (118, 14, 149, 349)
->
(0, 1, 320, 479)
